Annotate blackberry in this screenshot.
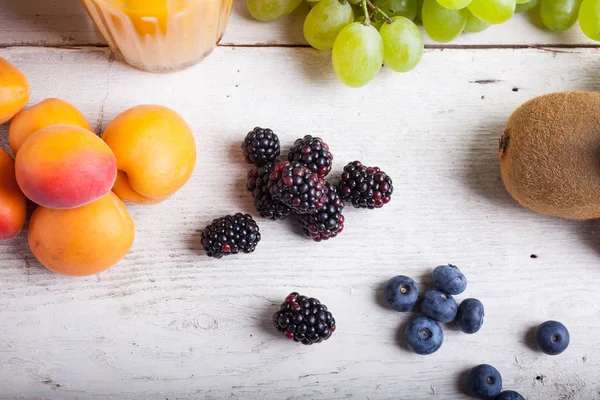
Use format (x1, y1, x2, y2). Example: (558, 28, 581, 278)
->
(246, 162, 291, 220)
(200, 213, 261, 259)
(338, 161, 393, 209)
(288, 135, 333, 178)
(273, 292, 336, 345)
(241, 127, 280, 166)
(269, 161, 328, 214)
(298, 183, 345, 242)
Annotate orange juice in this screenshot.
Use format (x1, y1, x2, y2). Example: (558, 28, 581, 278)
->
(81, 0, 234, 72)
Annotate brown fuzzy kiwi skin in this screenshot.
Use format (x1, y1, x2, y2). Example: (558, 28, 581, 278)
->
(500, 91, 600, 220)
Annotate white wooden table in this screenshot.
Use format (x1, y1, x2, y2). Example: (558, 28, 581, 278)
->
(2, 1, 600, 399)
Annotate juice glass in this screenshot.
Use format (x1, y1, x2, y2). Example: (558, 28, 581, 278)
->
(81, 0, 234, 72)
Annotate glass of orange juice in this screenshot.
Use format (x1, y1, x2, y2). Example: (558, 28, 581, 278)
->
(81, 0, 234, 72)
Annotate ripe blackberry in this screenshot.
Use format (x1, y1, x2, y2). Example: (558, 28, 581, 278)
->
(288, 135, 333, 178)
(273, 292, 336, 345)
(246, 162, 291, 220)
(269, 161, 328, 214)
(298, 183, 345, 242)
(241, 127, 280, 166)
(338, 161, 393, 209)
(200, 213, 261, 259)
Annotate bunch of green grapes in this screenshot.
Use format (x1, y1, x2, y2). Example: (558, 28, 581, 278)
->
(247, 0, 598, 87)
(248, 0, 424, 87)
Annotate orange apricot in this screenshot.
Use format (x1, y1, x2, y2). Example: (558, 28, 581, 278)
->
(0, 58, 30, 124)
(102, 105, 196, 204)
(9, 98, 92, 154)
(28, 191, 135, 276)
(0, 149, 27, 240)
(15, 124, 117, 209)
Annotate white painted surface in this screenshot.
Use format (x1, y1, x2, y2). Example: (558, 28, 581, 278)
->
(1, 46, 600, 399)
(0, 0, 596, 46)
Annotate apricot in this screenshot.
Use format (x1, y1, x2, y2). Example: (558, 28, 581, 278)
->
(0, 58, 30, 124)
(28, 192, 135, 276)
(0, 149, 27, 240)
(9, 98, 92, 154)
(102, 105, 196, 204)
(15, 124, 117, 209)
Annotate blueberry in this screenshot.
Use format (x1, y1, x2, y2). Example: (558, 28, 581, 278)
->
(404, 316, 443, 355)
(467, 364, 502, 399)
(456, 298, 484, 334)
(495, 390, 525, 400)
(384, 275, 420, 312)
(535, 320, 570, 355)
(432, 264, 467, 295)
(420, 290, 458, 323)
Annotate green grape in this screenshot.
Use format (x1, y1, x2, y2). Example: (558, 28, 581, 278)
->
(247, 0, 303, 21)
(579, 0, 600, 40)
(379, 16, 423, 72)
(422, 0, 469, 42)
(436, 0, 472, 11)
(516, 0, 529, 4)
(467, 0, 515, 24)
(540, 0, 580, 30)
(516, 0, 537, 11)
(347, 0, 361, 4)
(373, 0, 419, 20)
(304, 0, 355, 49)
(464, 8, 490, 30)
(332, 22, 384, 87)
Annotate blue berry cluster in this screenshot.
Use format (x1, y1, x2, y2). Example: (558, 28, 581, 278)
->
(384, 264, 484, 356)
(384, 264, 570, 399)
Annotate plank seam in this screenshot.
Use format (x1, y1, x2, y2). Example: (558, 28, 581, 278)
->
(1, 43, 599, 50)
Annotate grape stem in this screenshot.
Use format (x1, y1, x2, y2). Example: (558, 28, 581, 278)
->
(361, 0, 371, 25)
(366, 0, 393, 23)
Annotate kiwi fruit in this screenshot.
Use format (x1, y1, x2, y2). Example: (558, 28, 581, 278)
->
(500, 91, 600, 219)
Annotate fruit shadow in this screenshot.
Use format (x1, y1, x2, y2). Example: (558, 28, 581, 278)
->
(418, 269, 434, 293)
(2, 0, 103, 46)
(454, 367, 472, 397)
(187, 228, 206, 255)
(574, 219, 600, 259)
(523, 325, 539, 352)
(228, 140, 258, 216)
(395, 318, 413, 352)
(232, 0, 309, 48)
(294, 48, 339, 87)
(461, 122, 524, 213)
(2, 210, 52, 275)
(0, 126, 11, 155)
(374, 281, 388, 310)
(285, 213, 308, 238)
(258, 299, 281, 337)
(232, 0, 256, 22)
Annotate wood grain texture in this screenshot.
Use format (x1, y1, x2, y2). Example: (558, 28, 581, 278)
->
(1, 47, 600, 399)
(0, 0, 597, 47)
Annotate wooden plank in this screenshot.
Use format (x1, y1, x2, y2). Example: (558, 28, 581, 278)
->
(0, 0, 596, 47)
(1, 46, 600, 399)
